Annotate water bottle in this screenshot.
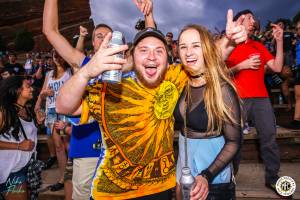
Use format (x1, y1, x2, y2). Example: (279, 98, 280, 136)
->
(57, 115, 67, 136)
(102, 31, 125, 83)
(180, 167, 195, 200)
(278, 94, 283, 105)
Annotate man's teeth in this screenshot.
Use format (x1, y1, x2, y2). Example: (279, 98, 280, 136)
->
(146, 64, 156, 68)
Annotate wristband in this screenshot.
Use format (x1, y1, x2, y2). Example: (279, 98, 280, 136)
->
(198, 169, 213, 183)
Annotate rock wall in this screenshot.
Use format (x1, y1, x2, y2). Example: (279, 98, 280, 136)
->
(0, 0, 92, 51)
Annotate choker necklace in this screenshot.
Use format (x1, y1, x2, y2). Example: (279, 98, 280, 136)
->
(190, 73, 204, 79)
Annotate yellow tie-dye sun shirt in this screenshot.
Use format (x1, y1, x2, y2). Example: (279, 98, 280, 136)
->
(81, 64, 187, 199)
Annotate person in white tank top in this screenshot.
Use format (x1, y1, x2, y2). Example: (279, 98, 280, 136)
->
(34, 50, 72, 192)
(0, 76, 39, 199)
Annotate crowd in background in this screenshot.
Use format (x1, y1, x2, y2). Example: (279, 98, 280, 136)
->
(0, 1, 299, 199)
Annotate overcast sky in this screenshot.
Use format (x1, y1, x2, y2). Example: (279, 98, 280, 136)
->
(89, 0, 300, 42)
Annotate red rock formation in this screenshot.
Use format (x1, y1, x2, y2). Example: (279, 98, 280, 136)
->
(0, 0, 93, 51)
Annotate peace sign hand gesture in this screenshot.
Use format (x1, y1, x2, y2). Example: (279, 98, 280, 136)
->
(225, 9, 248, 44)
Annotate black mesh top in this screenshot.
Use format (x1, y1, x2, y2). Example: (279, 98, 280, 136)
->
(174, 83, 242, 182)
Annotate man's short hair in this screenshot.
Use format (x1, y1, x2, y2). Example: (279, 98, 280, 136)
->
(166, 32, 173, 38)
(94, 23, 113, 32)
(92, 23, 113, 41)
(233, 9, 253, 21)
(8, 51, 17, 57)
(275, 18, 287, 29)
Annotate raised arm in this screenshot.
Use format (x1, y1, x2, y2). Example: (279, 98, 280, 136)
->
(216, 9, 247, 60)
(76, 26, 88, 53)
(133, 0, 156, 28)
(56, 33, 128, 115)
(266, 24, 283, 73)
(43, 0, 85, 68)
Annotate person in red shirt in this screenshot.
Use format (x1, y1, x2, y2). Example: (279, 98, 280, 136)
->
(226, 9, 284, 196)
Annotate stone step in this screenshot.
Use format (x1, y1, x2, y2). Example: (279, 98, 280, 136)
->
(38, 163, 300, 200)
(271, 88, 294, 93)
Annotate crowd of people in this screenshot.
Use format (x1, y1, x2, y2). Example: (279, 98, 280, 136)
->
(0, 0, 299, 199)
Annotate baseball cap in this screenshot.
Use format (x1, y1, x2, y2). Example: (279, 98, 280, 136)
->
(133, 27, 167, 46)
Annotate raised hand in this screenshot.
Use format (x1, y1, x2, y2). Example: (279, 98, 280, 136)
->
(226, 9, 247, 44)
(133, 0, 153, 16)
(79, 25, 88, 37)
(190, 175, 209, 200)
(271, 24, 283, 42)
(84, 32, 128, 79)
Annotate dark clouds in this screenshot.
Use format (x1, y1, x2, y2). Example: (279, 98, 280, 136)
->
(90, 0, 300, 42)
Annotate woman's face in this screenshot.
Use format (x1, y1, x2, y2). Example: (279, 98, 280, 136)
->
(178, 29, 205, 76)
(19, 80, 33, 101)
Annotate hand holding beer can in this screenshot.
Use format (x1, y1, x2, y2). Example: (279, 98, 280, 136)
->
(102, 31, 125, 83)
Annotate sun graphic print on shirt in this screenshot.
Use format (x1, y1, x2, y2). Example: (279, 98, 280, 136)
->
(83, 64, 187, 199)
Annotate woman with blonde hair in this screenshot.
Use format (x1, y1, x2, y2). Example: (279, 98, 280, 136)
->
(175, 24, 242, 200)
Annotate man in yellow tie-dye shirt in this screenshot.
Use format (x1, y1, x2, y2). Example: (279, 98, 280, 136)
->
(57, 27, 187, 199)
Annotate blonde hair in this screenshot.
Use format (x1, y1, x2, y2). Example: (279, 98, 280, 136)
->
(178, 24, 240, 135)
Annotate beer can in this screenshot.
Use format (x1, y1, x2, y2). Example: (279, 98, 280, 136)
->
(102, 31, 125, 83)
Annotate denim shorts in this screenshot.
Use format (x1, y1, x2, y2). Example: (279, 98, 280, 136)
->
(0, 165, 28, 193)
(45, 107, 57, 128)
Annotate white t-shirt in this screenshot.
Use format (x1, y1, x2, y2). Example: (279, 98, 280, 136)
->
(24, 59, 33, 70)
(0, 118, 37, 184)
(46, 69, 72, 109)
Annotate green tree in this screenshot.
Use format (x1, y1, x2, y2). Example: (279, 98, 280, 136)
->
(14, 29, 35, 52)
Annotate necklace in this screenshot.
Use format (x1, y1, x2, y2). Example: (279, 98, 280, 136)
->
(189, 72, 206, 87)
(190, 72, 205, 79)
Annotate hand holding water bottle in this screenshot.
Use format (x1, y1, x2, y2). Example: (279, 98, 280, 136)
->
(190, 175, 209, 200)
(55, 115, 67, 136)
(180, 167, 195, 200)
